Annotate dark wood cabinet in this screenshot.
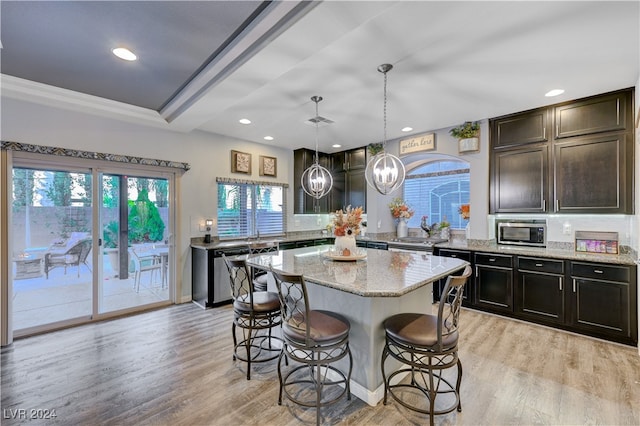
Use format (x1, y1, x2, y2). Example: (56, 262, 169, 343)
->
(554, 133, 631, 213)
(515, 256, 565, 325)
(555, 91, 630, 139)
(491, 145, 549, 213)
(327, 147, 367, 212)
(474, 253, 513, 313)
(293, 148, 330, 214)
(491, 108, 549, 148)
(568, 261, 636, 343)
(434, 248, 473, 305)
(489, 88, 634, 214)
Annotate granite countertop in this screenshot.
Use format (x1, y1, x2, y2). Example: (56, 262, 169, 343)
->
(435, 240, 638, 266)
(244, 245, 469, 297)
(190, 234, 332, 250)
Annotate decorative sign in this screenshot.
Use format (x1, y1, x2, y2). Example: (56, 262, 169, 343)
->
(399, 133, 435, 155)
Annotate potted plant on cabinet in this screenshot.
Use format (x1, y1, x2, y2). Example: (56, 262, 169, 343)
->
(450, 121, 480, 153)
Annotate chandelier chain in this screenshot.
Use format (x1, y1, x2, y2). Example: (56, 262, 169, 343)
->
(383, 69, 388, 149)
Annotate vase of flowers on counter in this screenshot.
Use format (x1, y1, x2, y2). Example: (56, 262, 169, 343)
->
(330, 205, 363, 255)
(388, 198, 414, 238)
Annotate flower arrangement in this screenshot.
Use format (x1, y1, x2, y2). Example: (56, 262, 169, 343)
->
(459, 204, 470, 220)
(331, 205, 363, 237)
(388, 198, 414, 220)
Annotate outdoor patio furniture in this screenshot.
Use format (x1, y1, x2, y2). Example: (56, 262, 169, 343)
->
(129, 247, 164, 292)
(44, 238, 92, 279)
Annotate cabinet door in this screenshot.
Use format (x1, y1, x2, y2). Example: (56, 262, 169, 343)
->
(491, 108, 549, 148)
(491, 145, 548, 213)
(516, 271, 565, 325)
(294, 148, 330, 214)
(345, 168, 366, 211)
(554, 133, 630, 213)
(345, 148, 366, 170)
(569, 277, 631, 340)
(555, 90, 630, 139)
(475, 264, 513, 313)
(435, 249, 473, 305)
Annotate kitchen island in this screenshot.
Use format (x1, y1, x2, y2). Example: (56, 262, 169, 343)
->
(245, 244, 469, 406)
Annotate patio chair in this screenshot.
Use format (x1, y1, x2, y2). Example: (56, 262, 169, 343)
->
(129, 247, 163, 292)
(44, 238, 92, 279)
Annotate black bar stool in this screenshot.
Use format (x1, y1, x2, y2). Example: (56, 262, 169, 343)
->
(223, 255, 282, 380)
(271, 269, 352, 426)
(381, 265, 472, 425)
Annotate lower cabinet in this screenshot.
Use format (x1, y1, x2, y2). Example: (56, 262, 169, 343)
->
(434, 248, 473, 306)
(474, 253, 514, 313)
(569, 261, 636, 342)
(515, 256, 565, 325)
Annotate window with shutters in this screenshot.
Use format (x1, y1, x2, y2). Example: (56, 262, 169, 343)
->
(404, 160, 470, 229)
(217, 179, 286, 239)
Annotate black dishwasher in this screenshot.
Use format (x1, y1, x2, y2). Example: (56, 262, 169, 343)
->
(192, 245, 249, 309)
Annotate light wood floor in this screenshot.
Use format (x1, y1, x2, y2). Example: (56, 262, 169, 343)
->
(2, 302, 639, 425)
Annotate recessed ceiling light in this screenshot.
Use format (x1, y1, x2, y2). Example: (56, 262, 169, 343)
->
(332, 144, 341, 148)
(112, 47, 137, 61)
(545, 89, 565, 97)
(401, 127, 413, 132)
(239, 118, 251, 125)
(264, 136, 274, 141)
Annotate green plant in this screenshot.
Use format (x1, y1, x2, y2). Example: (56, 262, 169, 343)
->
(449, 121, 480, 139)
(103, 220, 119, 248)
(367, 142, 384, 156)
(128, 189, 165, 244)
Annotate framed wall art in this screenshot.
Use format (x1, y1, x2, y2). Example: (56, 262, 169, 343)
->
(259, 155, 277, 177)
(231, 150, 251, 174)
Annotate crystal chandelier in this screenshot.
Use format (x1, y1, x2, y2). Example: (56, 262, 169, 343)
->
(301, 95, 333, 199)
(365, 64, 406, 195)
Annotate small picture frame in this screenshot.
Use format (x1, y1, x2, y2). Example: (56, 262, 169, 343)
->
(458, 137, 480, 154)
(259, 155, 277, 177)
(231, 150, 251, 174)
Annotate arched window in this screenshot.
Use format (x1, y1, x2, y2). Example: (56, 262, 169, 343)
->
(404, 159, 470, 229)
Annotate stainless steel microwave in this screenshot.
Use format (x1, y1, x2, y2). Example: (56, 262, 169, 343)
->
(496, 220, 547, 247)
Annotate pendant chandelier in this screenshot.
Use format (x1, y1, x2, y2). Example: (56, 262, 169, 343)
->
(365, 63, 406, 195)
(301, 95, 333, 199)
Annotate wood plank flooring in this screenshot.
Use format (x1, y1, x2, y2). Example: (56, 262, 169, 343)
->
(2, 302, 639, 425)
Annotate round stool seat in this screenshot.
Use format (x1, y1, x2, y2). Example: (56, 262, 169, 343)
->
(253, 273, 268, 291)
(234, 291, 280, 313)
(384, 312, 458, 349)
(283, 310, 350, 344)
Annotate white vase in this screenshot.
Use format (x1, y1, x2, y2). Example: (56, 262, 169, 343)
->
(334, 235, 356, 254)
(396, 218, 408, 238)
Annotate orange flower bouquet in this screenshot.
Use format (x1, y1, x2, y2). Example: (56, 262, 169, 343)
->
(331, 205, 363, 237)
(388, 198, 414, 220)
(459, 204, 470, 220)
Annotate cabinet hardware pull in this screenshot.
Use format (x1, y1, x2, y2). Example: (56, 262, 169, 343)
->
(489, 258, 496, 262)
(556, 124, 559, 137)
(555, 199, 559, 211)
(573, 278, 577, 293)
(594, 269, 604, 274)
(559, 277, 563, 291)
(542, 199, 546, 211)
(475, 266, 479, 276)
(535, 263, 543, 267)
(543, 127, 546, 140)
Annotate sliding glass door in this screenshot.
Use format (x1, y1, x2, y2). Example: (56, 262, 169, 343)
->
(99, 173, 170, 314)
(11, 163, 173, 336)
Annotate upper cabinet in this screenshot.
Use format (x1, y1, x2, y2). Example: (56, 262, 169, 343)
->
(491, 108, 549, 148)
(490, 88, 634, 214)
(294, 147, 367, 214)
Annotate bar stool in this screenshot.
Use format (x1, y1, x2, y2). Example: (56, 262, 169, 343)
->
(381, 265, 472, 426)
(248, 240, 279, 291)
(270, 269, 352, 426)
(223, 255, 282, 380)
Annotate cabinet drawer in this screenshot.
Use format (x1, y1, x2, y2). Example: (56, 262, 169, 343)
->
(438, 249, 471, 261)
(571, 262, 630, 282)
(518, 257, 564, 274)
(474, 253, 513, 268)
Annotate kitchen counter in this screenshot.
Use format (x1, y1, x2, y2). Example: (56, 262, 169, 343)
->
(245, 245, 469, 406)
(435, 240, 638, 265)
